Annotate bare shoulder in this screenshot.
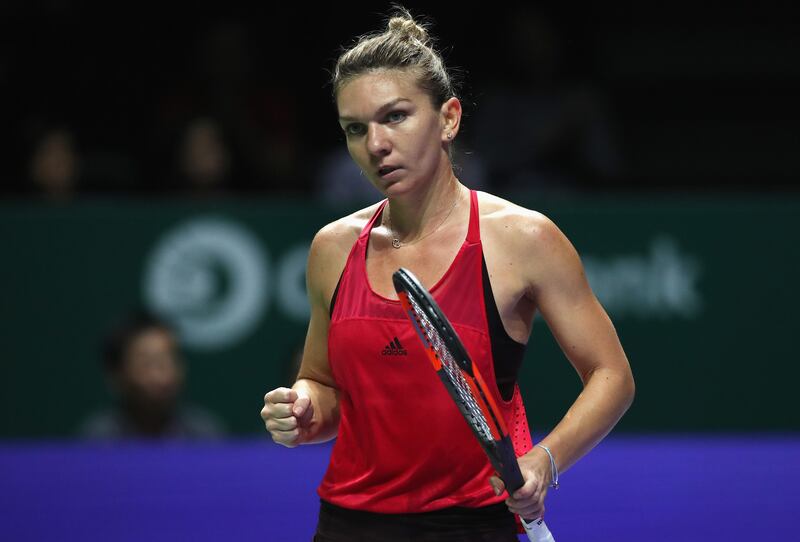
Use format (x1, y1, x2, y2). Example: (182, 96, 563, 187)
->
(476, 190, 562, 246)
(306, 201, 384, 304)
(310, 201, 382, 255)
(476, 191, 582, 298)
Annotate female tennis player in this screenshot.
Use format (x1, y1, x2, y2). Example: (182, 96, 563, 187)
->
(261, 6, 635, 541)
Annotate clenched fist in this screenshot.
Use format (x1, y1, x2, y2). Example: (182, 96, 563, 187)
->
(261, 387, 315, 447)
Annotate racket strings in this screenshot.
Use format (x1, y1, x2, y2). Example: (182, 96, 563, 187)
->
(407, 296, 494, 444)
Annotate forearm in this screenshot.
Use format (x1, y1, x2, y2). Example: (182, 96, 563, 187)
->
(293, 377, 340, 444)
(533, 367, 635, 476)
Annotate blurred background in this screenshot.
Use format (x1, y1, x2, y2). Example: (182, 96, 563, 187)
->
(1, 2, 798, 541)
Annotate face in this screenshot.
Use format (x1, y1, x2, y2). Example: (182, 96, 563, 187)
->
(30, 129, 78, 196)
(336, 69, 459, 196)
(118, 327, 184, 408)
(180, 118, 230, 187)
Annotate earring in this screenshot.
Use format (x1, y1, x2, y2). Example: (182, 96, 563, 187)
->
(447, 132, 453, 139)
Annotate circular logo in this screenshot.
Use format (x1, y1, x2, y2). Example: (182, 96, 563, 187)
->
(143, 217, 269, 351)
(276, 244, 310, 321)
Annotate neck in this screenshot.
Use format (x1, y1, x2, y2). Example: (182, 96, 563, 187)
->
(384, 169, 464, 241)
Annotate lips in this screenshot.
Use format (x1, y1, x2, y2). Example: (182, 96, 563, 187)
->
(377, 165, 401, 176)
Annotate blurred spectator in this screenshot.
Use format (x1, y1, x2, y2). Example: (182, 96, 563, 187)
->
(149, 20, 302, 196)
(468, 6, 621, 196)
(199, 21, 301, 194)
(171, 116, 232, 197)
(79, 309, 226, 439)
(23, 120, 142, 199)
(27, 126, 80, 201)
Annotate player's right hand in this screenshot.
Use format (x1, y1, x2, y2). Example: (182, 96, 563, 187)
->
(261, 387, 314, 448)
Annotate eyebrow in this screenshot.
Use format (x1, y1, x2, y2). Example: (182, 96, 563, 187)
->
(338, 98, 411, 122)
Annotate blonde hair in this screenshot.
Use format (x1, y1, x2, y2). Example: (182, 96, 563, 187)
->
(330, 5, 460, 110)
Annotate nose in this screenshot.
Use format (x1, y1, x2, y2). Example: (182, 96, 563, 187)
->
(366, 123, 391, 156)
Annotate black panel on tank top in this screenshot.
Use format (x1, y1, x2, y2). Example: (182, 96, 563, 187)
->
(329, 274, 342, 319)
(481, 252, 526, 401)
(327, 254, 525, 401)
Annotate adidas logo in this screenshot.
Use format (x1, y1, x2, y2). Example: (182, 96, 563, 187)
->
(381, 337, 408, 356)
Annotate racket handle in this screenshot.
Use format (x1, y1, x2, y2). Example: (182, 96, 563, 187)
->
(521, 517, 556, 542)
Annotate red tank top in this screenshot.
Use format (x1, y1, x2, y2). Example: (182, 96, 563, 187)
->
(318, 190, 533, 513)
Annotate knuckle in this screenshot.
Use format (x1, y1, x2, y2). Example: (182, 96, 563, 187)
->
(270, 429, 299, 448)
(275, 417, 296, 431)
(267, 417, 290, 432)
(284, 430, 300, 446)
(266, 387, 290, 404)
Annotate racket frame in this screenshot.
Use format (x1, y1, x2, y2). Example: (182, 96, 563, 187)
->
(392, 267, 525, 492)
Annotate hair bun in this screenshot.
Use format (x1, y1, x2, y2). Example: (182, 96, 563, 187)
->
(388, 16, 429, 44)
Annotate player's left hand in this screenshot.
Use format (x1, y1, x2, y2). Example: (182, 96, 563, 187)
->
(488, 447, 552, 521)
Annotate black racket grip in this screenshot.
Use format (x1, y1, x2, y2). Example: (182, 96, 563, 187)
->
(497, 434, 526, 493)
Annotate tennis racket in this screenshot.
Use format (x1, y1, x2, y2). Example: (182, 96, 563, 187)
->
(393, 267, 555, 542)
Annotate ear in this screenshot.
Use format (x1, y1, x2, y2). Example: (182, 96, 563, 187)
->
(440, 97, 462, 143)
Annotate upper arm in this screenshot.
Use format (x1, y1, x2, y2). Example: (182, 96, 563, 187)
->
(294, 224, 351, 388)
(524, 214, 631, 384)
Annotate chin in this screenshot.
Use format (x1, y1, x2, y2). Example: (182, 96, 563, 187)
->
(379, 177, 417, 198)
(380, 185, 406, 200)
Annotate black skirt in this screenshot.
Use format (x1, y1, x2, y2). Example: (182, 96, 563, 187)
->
(312, 498, 520, 542)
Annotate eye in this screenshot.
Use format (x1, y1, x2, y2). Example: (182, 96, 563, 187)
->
(386, 110, 407, 122)
(344, 124, 366, 137)
(343, 110, 407, 137)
